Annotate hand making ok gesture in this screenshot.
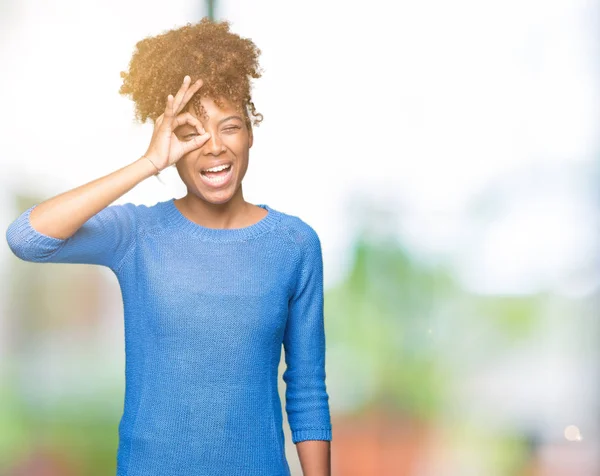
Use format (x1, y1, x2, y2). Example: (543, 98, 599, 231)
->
(143, 75, 211, 172)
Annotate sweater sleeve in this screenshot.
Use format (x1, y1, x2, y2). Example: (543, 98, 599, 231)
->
(5, 202, 137, 272)
(282, 225, 332, 444)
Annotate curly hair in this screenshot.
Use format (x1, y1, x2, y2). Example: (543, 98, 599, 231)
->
(119, 17, 264, 131)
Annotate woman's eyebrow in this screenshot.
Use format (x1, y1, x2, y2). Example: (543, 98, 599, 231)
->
(218, 115, 243, 125)
(176, 115, 242, 131)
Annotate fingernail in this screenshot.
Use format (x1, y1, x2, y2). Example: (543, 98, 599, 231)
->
(184, 75, 190, 82)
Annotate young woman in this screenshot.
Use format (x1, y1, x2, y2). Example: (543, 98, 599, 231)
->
(6, 18, 332, 476)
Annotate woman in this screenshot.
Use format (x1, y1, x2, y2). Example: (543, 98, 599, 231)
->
(6, 18, 332, 476)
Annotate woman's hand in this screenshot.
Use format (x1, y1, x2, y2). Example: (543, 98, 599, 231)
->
(143, 75, 211, 172)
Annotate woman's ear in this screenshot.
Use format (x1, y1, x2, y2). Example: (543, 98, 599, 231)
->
(248, 126, 254, 149)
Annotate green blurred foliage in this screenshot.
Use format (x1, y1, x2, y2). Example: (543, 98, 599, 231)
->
(325, 232, 543, 422)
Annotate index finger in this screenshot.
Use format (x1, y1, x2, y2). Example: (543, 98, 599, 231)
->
(175, 78, 204, 115)
(171, 75, 192, 114)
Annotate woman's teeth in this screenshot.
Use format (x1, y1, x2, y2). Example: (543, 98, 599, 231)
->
(199, 164, 233, 188)
(204, 164, 230, 173)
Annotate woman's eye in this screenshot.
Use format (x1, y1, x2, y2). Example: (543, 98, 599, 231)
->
(183, 133, 199, 140)
(223, 126, 240, 133)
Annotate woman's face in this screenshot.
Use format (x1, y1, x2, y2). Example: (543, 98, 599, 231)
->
(174, 96, 253, 205)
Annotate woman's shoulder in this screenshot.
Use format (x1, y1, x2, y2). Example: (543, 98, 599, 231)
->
(269, 205, 322, 250)
(91, 200, 170, 242)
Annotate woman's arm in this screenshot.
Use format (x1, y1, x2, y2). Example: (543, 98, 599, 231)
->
(16, 75, 207, 242)
(297, 440, 331, 476)
(5, 75, 209, 271)
(5, 157, 156, 271)
(26, 156, 156, 241)
(283, 223, 333, 475)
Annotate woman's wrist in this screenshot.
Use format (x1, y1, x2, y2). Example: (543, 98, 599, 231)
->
(143, 155, 161, 175)
(136, 155, 164, 182)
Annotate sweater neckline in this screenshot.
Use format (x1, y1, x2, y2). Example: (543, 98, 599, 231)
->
(162, 198, 281, 242)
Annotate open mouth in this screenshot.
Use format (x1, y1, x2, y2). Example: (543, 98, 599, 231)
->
(199, 163, 233, 188)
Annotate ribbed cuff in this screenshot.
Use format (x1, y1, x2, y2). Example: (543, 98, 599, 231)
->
(291, 428, 332, 444)
(6, 205, 66, 261)
(21, 205, 66, 244)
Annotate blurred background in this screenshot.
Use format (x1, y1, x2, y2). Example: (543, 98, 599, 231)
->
(1, 0, 599, 474)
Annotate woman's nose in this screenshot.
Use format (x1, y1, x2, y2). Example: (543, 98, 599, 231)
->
(204, 130, 226, 155)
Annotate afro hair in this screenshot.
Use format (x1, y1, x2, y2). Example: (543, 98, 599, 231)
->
(119, 17, 264, 131)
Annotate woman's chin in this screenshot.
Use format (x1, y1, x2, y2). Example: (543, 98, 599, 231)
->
(195, 181, 238, 205)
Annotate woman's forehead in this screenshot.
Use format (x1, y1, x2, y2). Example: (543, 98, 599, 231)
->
(188, 96, 243, 119)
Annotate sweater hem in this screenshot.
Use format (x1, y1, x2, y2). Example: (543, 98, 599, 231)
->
(291, 428, 332, 444)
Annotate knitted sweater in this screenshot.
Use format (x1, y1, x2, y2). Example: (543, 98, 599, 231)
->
(5, 198, 332, 476)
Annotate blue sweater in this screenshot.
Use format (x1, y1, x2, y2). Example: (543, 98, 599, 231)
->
(5, 198, 332, 476)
